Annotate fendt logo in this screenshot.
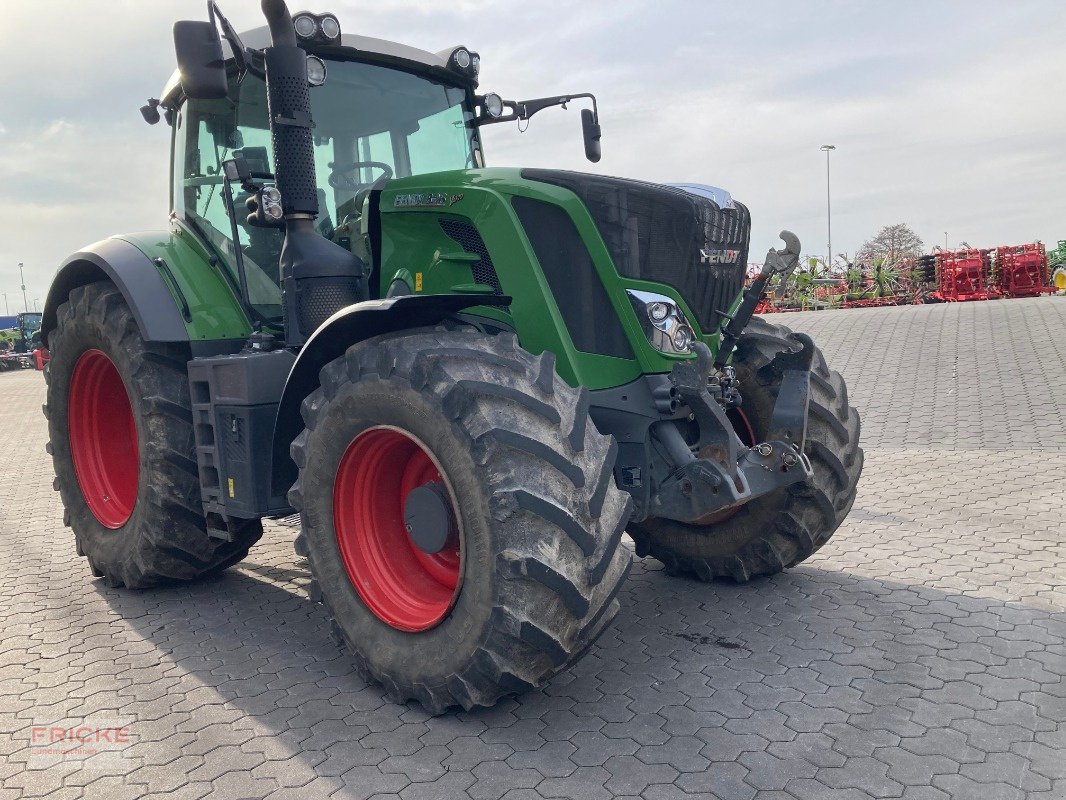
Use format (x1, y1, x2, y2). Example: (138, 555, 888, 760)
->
(700, 248, 740, 265)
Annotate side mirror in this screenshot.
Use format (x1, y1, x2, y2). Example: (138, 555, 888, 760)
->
(173, 20, 228, 100)
(581, 108, 601, 163)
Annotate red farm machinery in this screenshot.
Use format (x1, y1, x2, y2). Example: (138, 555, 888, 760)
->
(749, 241, 1057, 314)
(992, 243, 1054, 298)
(928, 247, 999, 302)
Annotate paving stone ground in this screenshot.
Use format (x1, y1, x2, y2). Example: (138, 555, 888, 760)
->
(1, 296, 1063, 799)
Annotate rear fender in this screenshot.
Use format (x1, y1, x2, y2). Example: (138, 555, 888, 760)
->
(270, 293, 510, 497)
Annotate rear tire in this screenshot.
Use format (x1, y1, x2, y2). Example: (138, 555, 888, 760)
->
(290, 329, 633, 712)
(629, 316, 862, 582)
(45, 282, 261, 588)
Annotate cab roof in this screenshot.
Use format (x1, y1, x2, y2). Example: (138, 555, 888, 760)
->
(161, 24, 468, 107)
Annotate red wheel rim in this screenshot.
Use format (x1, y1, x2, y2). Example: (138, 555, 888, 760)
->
(333, 427, 462, 632)
(68, 349, 139, 529)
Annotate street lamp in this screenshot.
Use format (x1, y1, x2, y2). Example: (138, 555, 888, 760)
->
(18, 262, 28, 313)
(944, 232, 948, 251)
(2, 292, 7, 316)
(820, 145, 836, 270)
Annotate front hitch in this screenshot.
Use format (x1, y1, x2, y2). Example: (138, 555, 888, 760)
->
(649, 333, 815, 524)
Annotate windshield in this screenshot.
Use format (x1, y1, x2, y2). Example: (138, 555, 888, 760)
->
(173, 59, 478, 319)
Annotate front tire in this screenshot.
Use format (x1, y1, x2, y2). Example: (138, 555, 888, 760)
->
(46, 282, 261, 588)
(629, 316, 862, 582)
(290, 330, 633, 712)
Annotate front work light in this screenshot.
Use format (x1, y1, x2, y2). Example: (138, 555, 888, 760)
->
(306, 55, 327, 86)
(319, 14, 340, 39)
(482, 93, 504, 118)
(452, 48, 472, 69)
(292, 11, 341, 42)
(293, 14, 317, 38)
(626, 289, 697, 355)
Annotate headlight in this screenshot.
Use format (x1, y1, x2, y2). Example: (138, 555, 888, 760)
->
(319, 14, 341, 39)
(306, 55, 327, 86)
(483, 93, 504, 118)
(293, 14, 317, 38)
(648, 302, 670, 322)
(672, 325, 694, 351)
(626, 289, 697, 355)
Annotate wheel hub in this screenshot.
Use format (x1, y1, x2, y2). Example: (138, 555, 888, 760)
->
(403, 483, 456, 555)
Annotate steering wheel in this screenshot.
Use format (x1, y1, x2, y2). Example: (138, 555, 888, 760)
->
(328, 160, 394, 191)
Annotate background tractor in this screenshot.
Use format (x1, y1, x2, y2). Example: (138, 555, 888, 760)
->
(1049, 240, 1066, 292)
(40, 0, 862, 712)
(0, 312, 44, 371)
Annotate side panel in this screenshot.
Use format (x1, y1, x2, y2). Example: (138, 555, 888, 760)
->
(118, 225, 253, 342)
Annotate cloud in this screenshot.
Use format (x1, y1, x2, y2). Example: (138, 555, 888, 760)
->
(1, 0, 1065, 303)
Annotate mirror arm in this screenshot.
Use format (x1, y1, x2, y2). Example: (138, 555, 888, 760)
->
(208, 1, 258, 80)
(474, 92, 599, 127)
(518, 92, 597, 122)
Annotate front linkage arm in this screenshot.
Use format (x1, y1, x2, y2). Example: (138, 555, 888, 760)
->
(715, 230, 801, 369)
(649, 232, 816, 524)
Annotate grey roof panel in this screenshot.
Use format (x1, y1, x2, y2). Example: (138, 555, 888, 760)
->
(161, 24, 466, 105)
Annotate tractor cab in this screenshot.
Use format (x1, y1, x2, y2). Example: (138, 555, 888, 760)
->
(156, 14, 599, 336)
(160, 24, 484, 324)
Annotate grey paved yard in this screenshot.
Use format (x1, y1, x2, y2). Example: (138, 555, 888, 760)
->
(1, 296, 1063, 799)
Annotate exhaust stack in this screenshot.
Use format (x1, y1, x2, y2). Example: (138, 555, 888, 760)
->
(261, 0, 366, 346)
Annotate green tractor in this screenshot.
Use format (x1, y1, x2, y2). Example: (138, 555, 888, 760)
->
(41, 0, 861, 711)
(12, 311, 43, 354)
(1050, 240, 1066, 292)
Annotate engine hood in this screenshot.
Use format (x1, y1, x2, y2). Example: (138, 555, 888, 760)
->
(520, 169, 751, 335)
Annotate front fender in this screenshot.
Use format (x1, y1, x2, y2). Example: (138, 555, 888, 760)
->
(270, 293, 510, 497)
(42, 237, 190, 344)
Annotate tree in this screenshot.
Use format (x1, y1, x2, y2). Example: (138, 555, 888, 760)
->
(855, 223, 924, 268)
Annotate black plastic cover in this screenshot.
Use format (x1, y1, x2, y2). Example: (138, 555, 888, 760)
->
(522, 170, 751, 335)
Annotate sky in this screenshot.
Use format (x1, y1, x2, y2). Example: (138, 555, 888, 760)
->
(1, 0, 1064, 312)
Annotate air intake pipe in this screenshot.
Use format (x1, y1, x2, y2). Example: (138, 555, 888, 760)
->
(261, 0, 366, 346)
